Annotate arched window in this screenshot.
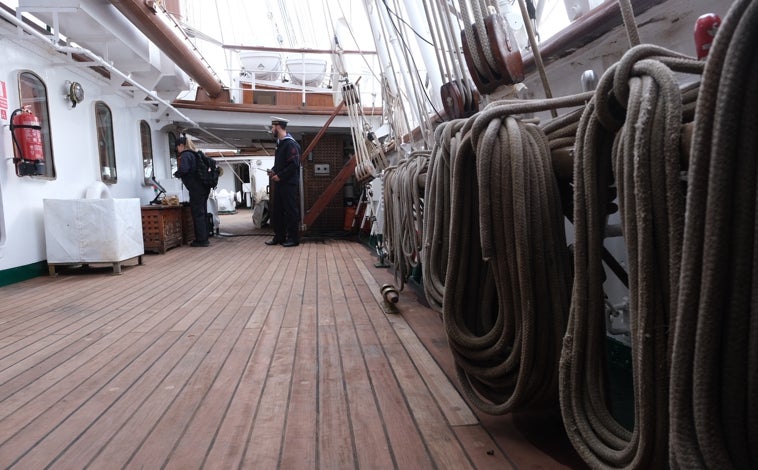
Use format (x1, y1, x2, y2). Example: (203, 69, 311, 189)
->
(168, 132, 179, 177)
(95, 101, 117, 183)
(14, 71, 55, 178)
(140, 120, 154, 184)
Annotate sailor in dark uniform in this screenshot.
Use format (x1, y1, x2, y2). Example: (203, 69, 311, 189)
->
(265, 117, 302, 247)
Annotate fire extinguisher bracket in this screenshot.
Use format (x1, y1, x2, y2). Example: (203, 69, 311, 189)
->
(10, 107, 46, 176)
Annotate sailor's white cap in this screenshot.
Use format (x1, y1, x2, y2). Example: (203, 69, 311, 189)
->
(270, 116, 289, 126)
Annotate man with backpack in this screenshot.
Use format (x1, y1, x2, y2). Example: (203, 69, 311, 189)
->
(175, 134, 210, 247)
(265, 117, 301, 247)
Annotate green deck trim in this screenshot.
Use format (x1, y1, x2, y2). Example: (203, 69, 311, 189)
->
(0, 261, 46, 287)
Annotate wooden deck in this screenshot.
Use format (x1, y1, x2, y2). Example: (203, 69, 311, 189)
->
(0, 210, 584, 469)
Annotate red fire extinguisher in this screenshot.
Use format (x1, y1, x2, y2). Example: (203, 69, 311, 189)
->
(694, 13, 721, 60)
(10, 106, 46, 176)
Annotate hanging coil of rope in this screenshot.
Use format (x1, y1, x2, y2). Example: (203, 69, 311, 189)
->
(422, 119, 467, 312)
(669, 0, 758, 468)
(441, 92, 588, 415)
(561, 42, 703, 468)
(382, 151, 430, 291)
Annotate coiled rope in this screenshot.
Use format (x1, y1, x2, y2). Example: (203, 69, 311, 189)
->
(561, 43, 703, 469)
(423, 119, 466, 312)
(669, 0, 758, 468)
(382, 151, 430, 290)
(442, 94, 587, 414)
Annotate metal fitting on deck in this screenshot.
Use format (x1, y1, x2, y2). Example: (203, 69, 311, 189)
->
(380, 283, 399, 304)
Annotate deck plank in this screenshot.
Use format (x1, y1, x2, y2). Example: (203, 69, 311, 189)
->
(0, 211, 584, 469)
(351, 255, 478, 427)
(279, 243, 319, 469)
(330, 243, 395, 469)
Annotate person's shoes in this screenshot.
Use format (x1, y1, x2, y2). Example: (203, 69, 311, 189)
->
(265, 239, 283, 246)
(281, 240, 299, 247)
(190, 240, 209, 247)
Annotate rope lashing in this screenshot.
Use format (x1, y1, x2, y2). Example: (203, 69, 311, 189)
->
(382, 151, 430, 290)
(561, 43, 703, 469)
(343, 81, 388, 182)
(670, 0, 758, 468)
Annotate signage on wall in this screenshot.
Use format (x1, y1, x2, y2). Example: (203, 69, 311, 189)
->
(0, 81, 7, 120)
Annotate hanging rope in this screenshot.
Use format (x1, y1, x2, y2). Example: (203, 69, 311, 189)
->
(382, 151, 430, 290)
(442, 93, 586, 415)
(670, 0, 758, 468)
(423, 119, 466, 312)
(561, 42, 703, 468)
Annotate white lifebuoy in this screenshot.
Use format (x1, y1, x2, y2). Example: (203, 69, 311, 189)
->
(84, 181, 112, 199)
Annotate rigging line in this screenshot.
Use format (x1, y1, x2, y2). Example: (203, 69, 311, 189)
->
(277, 0, 296, 46)
(160, 2, 224, 84)
(368, 0, 412, 139)
(440, 0, 466, 82)
(390, 0, 437, 146)
(322, 0, 337, 52)
(215, 0, 233, 88)
(436, 0, 472, 117)
(381, 0, 431, 130)
(381, 0, 444, 133)
(299, 1, 317, 46)
(380, 0, 435, 47)
(435, 0, 458, 81)
(421, 0, 448, 81)
(334, 0, 383, 84)
(241, 0, 254, 45)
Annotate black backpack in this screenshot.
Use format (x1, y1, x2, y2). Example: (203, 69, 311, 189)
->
(195, 150, 220, 189)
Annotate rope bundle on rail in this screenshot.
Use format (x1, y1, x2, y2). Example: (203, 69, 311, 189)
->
(423, 120, 466, 312)
(561, 43, 703, 469)
(669, 0, 758, 468)
(382, 151, 429, 290)
(441, 98, 575, 414)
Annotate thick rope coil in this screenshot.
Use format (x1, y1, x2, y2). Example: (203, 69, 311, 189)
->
(561, 43, 702, 469)
(442, 101, 573, 414)
(422, 119, 466, 312)
(670, 0, 758, 468)
(382, 151, 430, 290)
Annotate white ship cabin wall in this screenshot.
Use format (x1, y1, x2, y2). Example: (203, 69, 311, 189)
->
(0, 3, 190, 284)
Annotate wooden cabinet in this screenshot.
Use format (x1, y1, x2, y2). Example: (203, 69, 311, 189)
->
(181, 204, 195, 245)
(141, 205, 182, 253)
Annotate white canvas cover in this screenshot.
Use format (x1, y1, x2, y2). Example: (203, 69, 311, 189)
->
(43, 198, 144, 264)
